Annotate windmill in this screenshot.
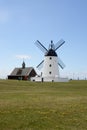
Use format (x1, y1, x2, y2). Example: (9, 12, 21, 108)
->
(33, 39, 68, 82)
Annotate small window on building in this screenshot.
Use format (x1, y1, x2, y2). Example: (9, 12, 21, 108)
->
(49, 57, 52, 60)
(49, 71, 52, 74)
(49, 64, 52, 67)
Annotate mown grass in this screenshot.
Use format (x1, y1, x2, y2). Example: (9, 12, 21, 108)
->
(0, 80, 87, 130)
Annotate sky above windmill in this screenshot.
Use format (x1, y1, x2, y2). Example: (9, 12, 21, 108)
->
(0, 0, 87, 79)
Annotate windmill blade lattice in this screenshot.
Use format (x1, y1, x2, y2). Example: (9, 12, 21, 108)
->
(58, 57, 65, 69)
(35, 40, 48, 54)
(36, 60, 44, 70)
(55, 39, 65, 51)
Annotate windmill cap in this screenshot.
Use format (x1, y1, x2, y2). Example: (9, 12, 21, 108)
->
(45, 49, 57, 56)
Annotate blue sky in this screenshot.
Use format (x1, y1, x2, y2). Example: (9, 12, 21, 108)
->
(0, 0, 87, 79)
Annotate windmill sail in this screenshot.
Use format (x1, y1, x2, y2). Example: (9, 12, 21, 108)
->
(35, 40, 48, 54)
(55, 39, 65, 51)
(58, 57, 65, 69)
(36, 60, 44, 70)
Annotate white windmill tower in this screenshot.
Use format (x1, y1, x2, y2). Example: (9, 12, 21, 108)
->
(32, 39, 68, 82)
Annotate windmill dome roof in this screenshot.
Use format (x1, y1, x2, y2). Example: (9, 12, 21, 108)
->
(45, 49, 57, 56)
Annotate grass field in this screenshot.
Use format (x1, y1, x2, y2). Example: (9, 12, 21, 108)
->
(0, 80, 87, 130)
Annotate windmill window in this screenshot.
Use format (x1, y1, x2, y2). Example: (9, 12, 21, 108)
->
(49, 57, 52, 60)
(49, 64, 52, 67)
(49, 71, 52, 74)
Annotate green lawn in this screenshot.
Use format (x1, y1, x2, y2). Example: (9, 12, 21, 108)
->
(0, 80, 87, 130)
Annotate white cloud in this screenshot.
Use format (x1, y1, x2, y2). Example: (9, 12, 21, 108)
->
(16, 54, 31, 60)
